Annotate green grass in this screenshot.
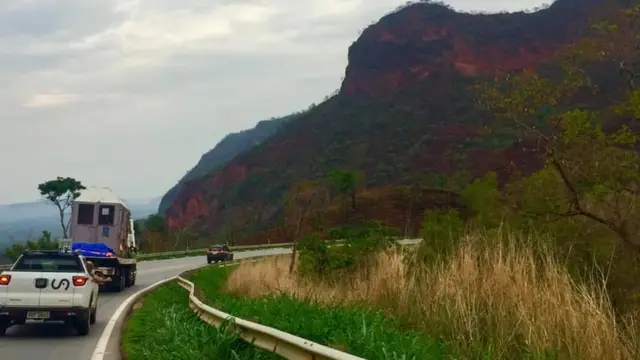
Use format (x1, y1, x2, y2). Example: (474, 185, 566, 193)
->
(186, 265, 447, 360)
(122, 283, 284, 360)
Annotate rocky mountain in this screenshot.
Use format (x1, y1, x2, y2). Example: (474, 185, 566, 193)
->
(163, 0, 615, 240)
(158, 115, 295, 213)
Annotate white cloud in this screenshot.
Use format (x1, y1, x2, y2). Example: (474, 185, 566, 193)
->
(0, 0, 549, 204)
(22, 92, 121, 108)
(22, 93, 79, 108)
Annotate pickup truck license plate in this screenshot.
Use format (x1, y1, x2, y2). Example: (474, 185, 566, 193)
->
(26, 311, 50, 319)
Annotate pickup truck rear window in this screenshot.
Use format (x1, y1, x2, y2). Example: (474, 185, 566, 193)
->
(12, 253, 84, 273)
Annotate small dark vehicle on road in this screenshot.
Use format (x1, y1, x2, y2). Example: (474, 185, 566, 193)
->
(206, 245, 233, 264)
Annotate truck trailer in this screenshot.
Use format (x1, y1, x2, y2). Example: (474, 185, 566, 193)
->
(67, 187, 137, 292)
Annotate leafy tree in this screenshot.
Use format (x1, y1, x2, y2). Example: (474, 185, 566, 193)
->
(141, 214, 166, 252)
(329, 169, 360, 215)
(4, 230, 58, 261)
(278, 180, 323, 273)
(477, 6, 640, 252)
(418, 209, 465, 264)
(170, 226, 195, 250)
(144, 214, 165, 233)
(133, 219, 143, 237)
(132, 219, 146, 251)
(37, 177, 86, 238)
(461, 172, 505, 228)
(297, 221, 396, 278)
(220, 226, 236, 246)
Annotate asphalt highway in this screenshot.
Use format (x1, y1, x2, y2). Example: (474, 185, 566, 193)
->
(0, 247, 292, 360)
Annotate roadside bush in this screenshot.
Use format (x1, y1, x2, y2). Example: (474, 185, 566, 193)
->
(418, 209, 465, 264)
(297, 221, 396, 278)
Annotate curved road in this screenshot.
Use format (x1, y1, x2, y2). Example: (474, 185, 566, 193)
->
(0, 247, 292, 360)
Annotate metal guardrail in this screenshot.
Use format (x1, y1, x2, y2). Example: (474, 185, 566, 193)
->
(175, 259, 365, 360)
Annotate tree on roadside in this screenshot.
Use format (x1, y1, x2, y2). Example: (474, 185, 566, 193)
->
(132, 219, 146, 251)
(143, 214, 166, 252)
(144, 214, 165, 232)
(278, 180, 323, 273)
(477, 5, 640, 251)
(170, 225, 195, 250)
(220, 226, 236, 246)
(37, 177, 86, 239)
(329, 169, 360, 221)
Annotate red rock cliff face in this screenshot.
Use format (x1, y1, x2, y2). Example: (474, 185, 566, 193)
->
(164, 0, 613, 236)
(165, 164, 247, 229)
(341, 0, 605, 97)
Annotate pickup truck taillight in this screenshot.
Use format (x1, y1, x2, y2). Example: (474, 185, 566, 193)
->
(72, 276, 88, 286)
(0, 274, 11, 285)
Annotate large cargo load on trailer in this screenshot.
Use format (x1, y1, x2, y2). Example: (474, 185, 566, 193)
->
(71, 187, 135, 256)
(69, 187, 137, 292)
(71, 242, 117, 258)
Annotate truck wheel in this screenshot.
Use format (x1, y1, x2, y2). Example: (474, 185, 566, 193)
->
(76, 313, 90, 336)
(125, 269, 134, 287)
(114, 273, 125, 292)
(0, 322, 8, 336)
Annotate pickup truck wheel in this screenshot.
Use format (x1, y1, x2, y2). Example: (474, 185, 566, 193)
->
(76, 313, 90, 336)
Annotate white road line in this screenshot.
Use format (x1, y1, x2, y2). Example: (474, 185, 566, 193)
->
(90, 277, 177, 360)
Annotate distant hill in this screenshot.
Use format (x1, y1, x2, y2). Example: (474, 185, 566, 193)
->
(158, 115, 296, 213)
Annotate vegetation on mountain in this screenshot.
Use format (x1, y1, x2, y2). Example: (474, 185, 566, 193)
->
(164, 0, 619, 242)
(132, 213, 205, 254)
(158, 114, 297, 213)
(477, 6, 640, 244)
(37, 177, 85, 239)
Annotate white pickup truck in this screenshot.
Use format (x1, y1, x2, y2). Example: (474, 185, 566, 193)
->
(0, 250, 99, 336)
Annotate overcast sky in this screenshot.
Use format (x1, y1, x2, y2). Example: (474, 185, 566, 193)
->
(0, 0, 548, 204)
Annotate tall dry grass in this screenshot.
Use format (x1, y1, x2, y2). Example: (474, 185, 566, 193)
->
(226, 232, 640, 360)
